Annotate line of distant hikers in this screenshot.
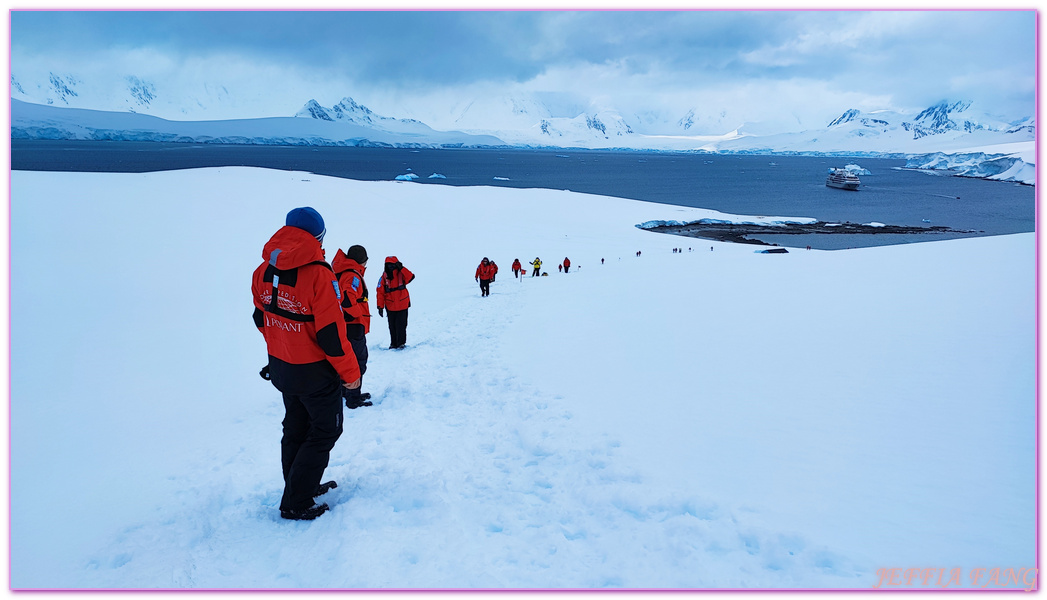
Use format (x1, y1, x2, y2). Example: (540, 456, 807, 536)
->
(255, 206, 720, 521)
(474, 256, 572, 297)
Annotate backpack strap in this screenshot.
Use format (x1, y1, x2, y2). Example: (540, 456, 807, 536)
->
(348, 268, 369, 303)
(267, 250, 282, 314)
(384, 270, 408, 292)
(263, 255, 333, 323)
(340, 268, 370, 313)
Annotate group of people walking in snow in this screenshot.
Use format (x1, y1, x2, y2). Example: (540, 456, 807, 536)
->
(251, 207, 415, 521)
(253, 207, 581, 520)
(474, 256, 572, 297)
(475, 257, 498, 297)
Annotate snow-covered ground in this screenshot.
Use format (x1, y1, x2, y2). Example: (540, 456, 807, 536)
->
(10, 167, 1035, 590)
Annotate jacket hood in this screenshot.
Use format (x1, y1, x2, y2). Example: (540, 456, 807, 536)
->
(384, 256, 400, 264)
(262, 226, 326, 270)
(332, 248, 367, 275)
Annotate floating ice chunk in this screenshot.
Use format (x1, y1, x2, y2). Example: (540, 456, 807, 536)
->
(395, 173, 419, 181)
(429, 173, 446, 179)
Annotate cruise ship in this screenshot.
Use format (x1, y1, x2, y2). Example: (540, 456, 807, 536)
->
(825, 168, 861, 191)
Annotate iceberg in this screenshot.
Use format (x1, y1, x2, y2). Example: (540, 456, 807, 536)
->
(844, 163, 871, 175)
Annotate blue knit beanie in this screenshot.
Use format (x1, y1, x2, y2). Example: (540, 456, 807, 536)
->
(286, 207, 326, 243)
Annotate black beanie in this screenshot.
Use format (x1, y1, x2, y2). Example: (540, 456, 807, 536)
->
(345, 244, 368, 264)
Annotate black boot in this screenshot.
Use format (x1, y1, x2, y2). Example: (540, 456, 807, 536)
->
(280, 502, 330, 521)
(314, 480, 338, 497)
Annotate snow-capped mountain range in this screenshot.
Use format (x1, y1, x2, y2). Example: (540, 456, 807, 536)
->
(9, 98, 505, 149)
(10, 70, 1036, 184)
(823, 101, 1034, 142)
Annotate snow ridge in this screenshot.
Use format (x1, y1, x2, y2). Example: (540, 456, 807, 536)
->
(827, 109, 860, 128)
(296, 97, 426, 129)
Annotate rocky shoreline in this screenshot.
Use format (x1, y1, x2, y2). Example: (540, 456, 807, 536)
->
(647, 220, 980, 247)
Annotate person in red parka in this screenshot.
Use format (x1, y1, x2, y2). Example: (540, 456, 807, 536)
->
(332, 244, 373, 409)
(376, 256, 415, 349)
(563, 256, 571, 273)
(252, 207, 360, 521)
(475, 256, 498, 297)
(511, 258, 522, 278)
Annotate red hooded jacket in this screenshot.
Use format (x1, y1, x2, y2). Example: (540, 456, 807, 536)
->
(376, 256, 415, 312)
(252, 226, 360, 384)
(475, 260, 498, 281)
(511, 259, 522, 272)
(332, 249, 371, 335)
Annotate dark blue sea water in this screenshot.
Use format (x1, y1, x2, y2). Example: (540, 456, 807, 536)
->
(11, 140, 1035, 250)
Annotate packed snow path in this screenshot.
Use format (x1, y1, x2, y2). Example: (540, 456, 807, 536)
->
(72, 272, 864, 588)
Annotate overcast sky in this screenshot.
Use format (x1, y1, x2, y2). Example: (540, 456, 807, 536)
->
(9, 9, 1037, 130)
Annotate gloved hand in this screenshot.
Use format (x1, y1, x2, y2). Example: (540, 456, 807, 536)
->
(259, 365, 271, 380)
(475, 277, 479, 282)
(378, 307, 384, 317)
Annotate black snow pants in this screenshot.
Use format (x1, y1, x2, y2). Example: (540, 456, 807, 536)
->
(343, 324, 369, 400)
(387, 308, 409, 349)
(271, 359, 344, 513)
(479, 279, 491, 296)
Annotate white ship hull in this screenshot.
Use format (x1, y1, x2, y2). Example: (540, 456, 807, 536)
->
(826, 168, 861, 190)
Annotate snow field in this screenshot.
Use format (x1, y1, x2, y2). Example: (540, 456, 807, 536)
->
(10, 167, 1034, 589)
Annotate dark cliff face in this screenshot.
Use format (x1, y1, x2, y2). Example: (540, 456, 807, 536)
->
(126, 76, 156, 108)
(331, 97, 377, 125)
(828, 109, 860, 128)
(909, 101, 973, 136)
(48, 72, 79, 104)
(300, 100, 333, 121)
(678, 109, 696, 131)
(299, 97, 418, 128)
